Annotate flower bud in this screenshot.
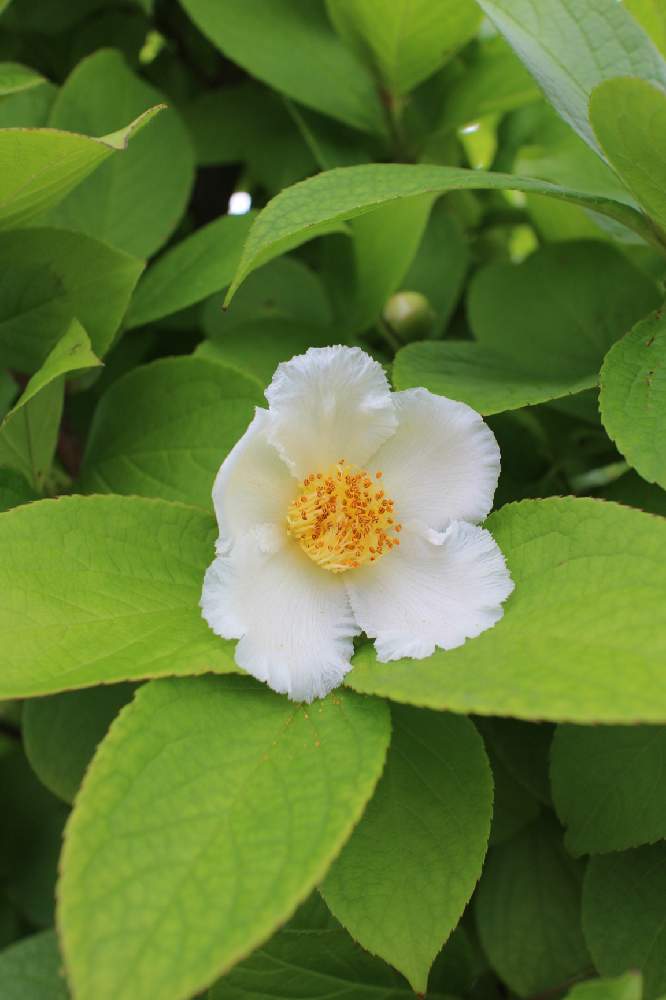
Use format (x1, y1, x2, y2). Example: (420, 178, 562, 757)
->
(382, 291, 437, 343)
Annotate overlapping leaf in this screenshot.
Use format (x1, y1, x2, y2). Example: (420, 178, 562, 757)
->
(0, 104, 161, 229)
(348, 497, 666, 723)
(58, 675, 391, 1000)
(322, 706, 492, 992)
(600, 308, 666, 489)
(0, 494, 235, 698)
(225, 165, 658, 301)
(46, 50, 194, 257)
(80, 357, 262, 507)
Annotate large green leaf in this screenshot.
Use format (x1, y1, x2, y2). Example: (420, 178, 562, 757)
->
(47, 49, 194, 257)
(600, 307, 666, 490)
(326, 0, 481, 96)
(23, 684, 135, 804)
(348, 497, 666, 723)
(583, 845, 666, 999)
(551, 724, 666, 856)
(393, 340, 597, 415)
(467, 242, 660, 384)
(0, 103, 160, 229)
(476, 0, 666, 154)
(590, 77, 666, 235)
(0, 319, 100, 489)
(225, 165, 659, 302)
(321, 706, 491, 993)
(125, 213, 255, 329)
(565, 972, 643, 1000)
(0, 931, 68, 1000)
(80, 357, 262, 507)
(0, 494, 234, 698)
(203, 257, 333, 338)
(475, 816, 590, 998)
(403, 241, 661, 413)
(197, 317, 339, 388)
(0, 227, 143, 372)
(58, 674, 390, 1000)
(180, 0, 386, 136)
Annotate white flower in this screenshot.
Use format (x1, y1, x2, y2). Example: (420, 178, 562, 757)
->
(201, 346, 514, 702)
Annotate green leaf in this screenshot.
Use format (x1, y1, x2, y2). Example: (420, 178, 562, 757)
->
(225, 165, 659, 303)
(321, 706, 492, 993)
(551, 724, 666, 856)
(80, 357, 262, 507)
(626, 0, 666, 57)
(590, 78, 666, 235)
(0, 931, 69, 1000)
(326, 0, 481, 95)
(583, 844, 666, 999)
(23, 684, 135, 804)
(476, 0, 666, 154)
(600, 311, 666, 493)
(208, 924, 461, 999)
(0, 103, 161, 229)
(436, 36, 540, 133)
(197, 318, 340, 388)
(348, 497, 666, 723)
(0, 62, 44, 96)
(0, 319, 100, 489)
(0, 81, 57, 129)
(0, 494, 235, 698)
(47, 49, 194, 258)
(399, 237, 660, 412)
(0, 227, 143, 372)
(183, 82, 316, 191)
(126, 213, 255, 329)
(399, 201, 469, 335)
(203, 256, 333, 339)
(348, 194, 433, 331)
(475, 815, 590, 998)
(58, 674, 390, 1000)
(393, 340, 597, 415)
(565, 972, 643, 1000)
(180, 0, 386, 136)
(0, 467, 37, 511)
(467, 242, 660, 386)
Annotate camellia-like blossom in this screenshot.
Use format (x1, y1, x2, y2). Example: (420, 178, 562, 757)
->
(201, 346, 514, 702)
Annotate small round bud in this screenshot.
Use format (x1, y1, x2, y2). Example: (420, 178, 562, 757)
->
(382, 291, 437, 343)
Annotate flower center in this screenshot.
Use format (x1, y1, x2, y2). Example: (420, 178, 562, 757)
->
(286, 460, 401, 573)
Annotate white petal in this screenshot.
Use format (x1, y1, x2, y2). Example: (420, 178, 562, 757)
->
(371, 388, 500, 530)
(346, 521, 514, 662)
(265, 346, 397, 477)
(201, 537, 360, 703)
(212, 407, 296, 549)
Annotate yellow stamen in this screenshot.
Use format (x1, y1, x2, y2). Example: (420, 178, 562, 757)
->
(286, 461, 400, 573)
